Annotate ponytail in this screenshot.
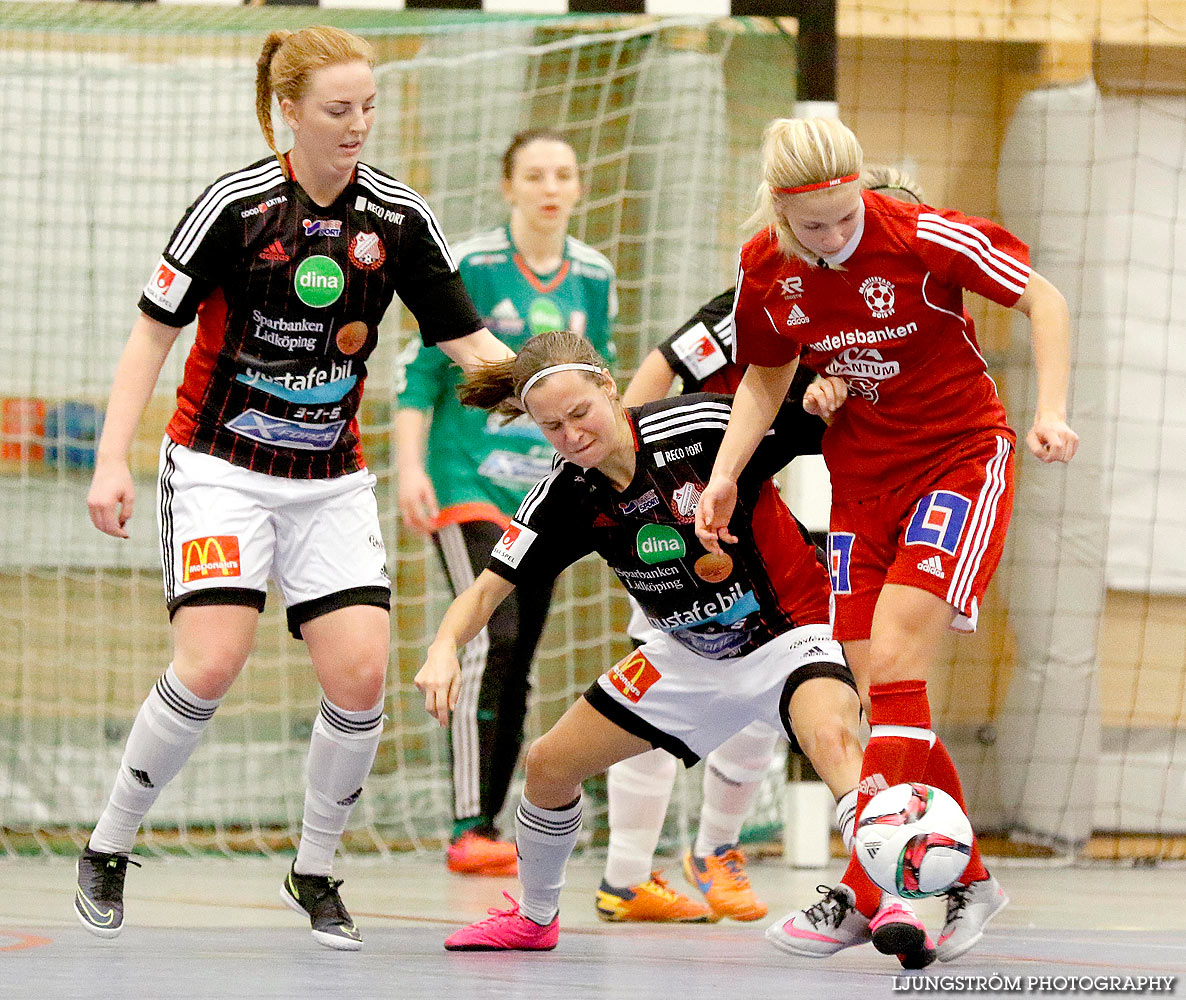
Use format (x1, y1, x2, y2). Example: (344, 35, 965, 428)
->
(457, 357, 522, 418)
(457, 330, 609, 420)
(256, 30, 292, 174)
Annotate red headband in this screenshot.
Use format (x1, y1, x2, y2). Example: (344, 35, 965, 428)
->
(772, 173, 860, 195)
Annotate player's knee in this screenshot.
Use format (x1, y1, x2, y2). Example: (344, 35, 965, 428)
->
(343, 659, 387, 708)
(171, 653, 246, 701)
(799, 714, 859, 771)
(352, 669, 387, 709)
(524, 735, 580, 799)
(318, 653, 387, 710)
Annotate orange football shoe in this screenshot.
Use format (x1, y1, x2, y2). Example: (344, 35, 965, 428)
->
(595, 872, 718, 923)
(683, 846, 768, 921)
(446, 831, 518, 877)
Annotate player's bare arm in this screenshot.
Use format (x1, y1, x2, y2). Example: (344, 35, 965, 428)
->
(621, 348, 676, 407)
(1014, 270, 1079, 464)
(87, 313, 181, 538)
(438, 326, 515, 372)
(695, 360, 798, 554)
(416, 570, 516, 725)
(393, 408, 440, 534)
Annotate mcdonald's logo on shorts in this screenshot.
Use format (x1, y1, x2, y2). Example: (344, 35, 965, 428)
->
(181, 535, 242, 583)
(607, 650, 661, 704)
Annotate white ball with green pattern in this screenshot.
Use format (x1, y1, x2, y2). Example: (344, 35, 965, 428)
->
(854, 782, 973, 899)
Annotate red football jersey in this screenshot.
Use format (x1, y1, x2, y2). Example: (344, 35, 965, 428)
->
(732, 191, 1026, 501)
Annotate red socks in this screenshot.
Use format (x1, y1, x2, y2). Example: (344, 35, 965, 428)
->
(842, 680, 935, 915)
(923, 738, 988, 884)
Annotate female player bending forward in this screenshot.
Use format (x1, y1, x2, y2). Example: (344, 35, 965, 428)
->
(415, 331, 923, 960)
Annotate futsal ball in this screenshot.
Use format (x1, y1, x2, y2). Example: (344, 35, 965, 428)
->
(854, 782, 973, 899)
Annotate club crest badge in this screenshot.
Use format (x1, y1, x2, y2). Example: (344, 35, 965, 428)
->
(671, 482, 702, 523)
(348, 231, 386, 271)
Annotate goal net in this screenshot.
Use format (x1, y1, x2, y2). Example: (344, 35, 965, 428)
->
(0, 4, 776, 856)
(2, 1, 1185, 865)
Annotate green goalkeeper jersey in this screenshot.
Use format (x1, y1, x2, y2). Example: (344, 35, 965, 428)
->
(397, 224, 617, 517)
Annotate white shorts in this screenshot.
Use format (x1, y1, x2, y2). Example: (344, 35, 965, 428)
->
(585, 623, 855, 765)
(157, 439, 389, 638)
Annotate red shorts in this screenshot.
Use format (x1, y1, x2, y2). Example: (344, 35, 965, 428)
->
(826, 434, 1015, 641)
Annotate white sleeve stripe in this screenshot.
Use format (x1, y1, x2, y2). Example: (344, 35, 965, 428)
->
(515, 463, 567, 524)
(642, 419, 731, 443)
(918, 213, 1031, 280)
(171, 161, 281, 254)
(169, 163, 285, 264)
(639, 411, 732, 436)
(918, 225, 1031, 291)
(638, 411, 731, 440)
(355, 163, 427, 202)
(916, 229, 1027, 295)
(357, 164, 456, 269)
(636, 400, 732, 429)
(917, 214, 1031, 284)
(917, 219, 1030, 285)
(382, 196, 458, 269)
(354, 165, 434, 208)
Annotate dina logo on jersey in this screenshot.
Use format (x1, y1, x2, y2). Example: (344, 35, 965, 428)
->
(294, 256, 344, 308)
(636, 525, 686, 565)
(859, 276, 896, 318)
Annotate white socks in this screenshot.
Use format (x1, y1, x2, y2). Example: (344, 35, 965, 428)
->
(601, 723, 782, 888)
(835, 787, 859, 854)
(693, 722, 779, 858)
(515, 794, 582, 925)
(294, 697, 384, 877)
(604, 749, 678, 888)
(89, 664, 219, 855)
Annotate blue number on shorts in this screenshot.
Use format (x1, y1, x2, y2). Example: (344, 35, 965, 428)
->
(904, 491, 971, 554)
(827, 532, 854, 595)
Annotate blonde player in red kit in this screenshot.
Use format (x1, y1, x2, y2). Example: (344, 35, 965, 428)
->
(695, 117, 1079, 965)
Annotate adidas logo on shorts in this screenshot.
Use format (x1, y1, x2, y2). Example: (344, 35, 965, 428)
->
(916, 555, 945, 579)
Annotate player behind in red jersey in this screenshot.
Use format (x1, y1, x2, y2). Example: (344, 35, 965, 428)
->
(413, 331, 909, 958)
(599, 164, 929, 926)
(76, 25, 509, 951)
(694, 116, 1079, 964)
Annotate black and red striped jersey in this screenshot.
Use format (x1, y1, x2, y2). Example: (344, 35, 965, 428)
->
(657, 289, 742, 394)
(486, 393, 830, 660)
(139, 156, 483, 478)
(657, 288, 819, 402)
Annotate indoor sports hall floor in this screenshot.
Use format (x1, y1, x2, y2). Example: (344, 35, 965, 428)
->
(4, 854, 1184, 999)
